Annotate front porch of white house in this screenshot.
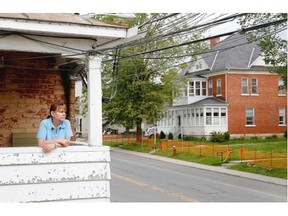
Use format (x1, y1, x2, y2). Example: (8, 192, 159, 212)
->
(157, 97, 228, 138)
(0, 14, 139, 202)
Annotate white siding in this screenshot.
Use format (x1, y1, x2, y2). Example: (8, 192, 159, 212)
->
(0, 145, 110, 202)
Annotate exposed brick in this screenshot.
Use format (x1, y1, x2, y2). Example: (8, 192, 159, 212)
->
(0, 51, 75, 146)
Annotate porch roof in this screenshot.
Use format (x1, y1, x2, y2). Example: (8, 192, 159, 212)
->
(0, 13, 134, 53)
(191, 97, 227, 106)
(170, 97, 227, 109)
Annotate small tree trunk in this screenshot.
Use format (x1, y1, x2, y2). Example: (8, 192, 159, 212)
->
(136, 118, 142, 144)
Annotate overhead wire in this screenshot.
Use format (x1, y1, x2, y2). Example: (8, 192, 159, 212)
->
(1, 14, 286, 72)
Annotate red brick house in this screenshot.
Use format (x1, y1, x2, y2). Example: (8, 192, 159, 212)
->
(0, 13, 138, 202)
(157, 33, 287, 138)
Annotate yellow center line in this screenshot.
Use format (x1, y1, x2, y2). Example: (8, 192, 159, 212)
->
(112, 172, 199, 202)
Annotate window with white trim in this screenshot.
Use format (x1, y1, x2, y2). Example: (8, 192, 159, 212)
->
(200, 108, 204, 125)
(279, 108, 286, 125)
(246, 108, 255, 126)
(213, 108, 220, 125)
(216, 79, 222, 95)
(220, 108, 226, 125)
(195, 81, 201, 96)
(208, 80, 213, 96)
(242, 78, 248, 94)
(206, 108, 212, 125)
(189, 80, 208, 96)
(251, 78, 258, 95)
(189, 81, 194, 96)
(202, 82, 207, 96)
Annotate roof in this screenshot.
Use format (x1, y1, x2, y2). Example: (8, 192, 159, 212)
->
(183, 33, 263, 77)
(170, 97, 226, 109)
(0, 13, 127, 29)
(191, 97, 226, 106)
(203, 33, 261, 70)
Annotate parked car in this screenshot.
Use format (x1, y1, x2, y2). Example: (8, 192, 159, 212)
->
(103, 128, 118, 135)
(144, 126, 159, 137)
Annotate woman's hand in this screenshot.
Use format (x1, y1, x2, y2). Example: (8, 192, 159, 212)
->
(42, 143, 57, 153)
(56, 139, 70, 147)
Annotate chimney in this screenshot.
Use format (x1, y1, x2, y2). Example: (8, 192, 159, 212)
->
(210, 37, 220, 48)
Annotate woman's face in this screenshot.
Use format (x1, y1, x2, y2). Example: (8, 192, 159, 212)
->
(52, 107, 66, 122)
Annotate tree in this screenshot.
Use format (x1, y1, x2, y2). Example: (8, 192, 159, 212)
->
(238, 13, 287, 88)
(99, 14, 209, 142)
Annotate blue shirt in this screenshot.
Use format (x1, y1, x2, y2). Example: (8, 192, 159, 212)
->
(36, 118, 73, 141)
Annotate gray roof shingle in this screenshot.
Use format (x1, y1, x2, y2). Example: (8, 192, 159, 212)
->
(202, 33, 261, 70)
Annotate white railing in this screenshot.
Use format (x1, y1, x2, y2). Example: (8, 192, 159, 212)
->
(0, 143, 110, 202)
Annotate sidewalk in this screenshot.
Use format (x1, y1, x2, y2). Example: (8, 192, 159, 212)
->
(110, 147, 287, 186)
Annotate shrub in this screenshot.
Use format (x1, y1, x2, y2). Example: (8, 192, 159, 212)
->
(159, 131, 166, 139)
(284, 130, 287, 138)
(168, 132, 174, 140)
(210, 131, 230, 143)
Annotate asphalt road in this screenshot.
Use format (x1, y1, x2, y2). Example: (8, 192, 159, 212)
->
(110, 148, 287, 202)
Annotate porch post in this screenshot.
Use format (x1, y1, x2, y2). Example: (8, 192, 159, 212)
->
(87, 56, 102, 146)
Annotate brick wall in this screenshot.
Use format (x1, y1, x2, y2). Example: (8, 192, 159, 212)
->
(0, 51, 75, 147)
(226, 73, 287, 135)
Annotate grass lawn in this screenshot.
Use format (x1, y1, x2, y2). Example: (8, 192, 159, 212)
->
(104, 136, 287, 179)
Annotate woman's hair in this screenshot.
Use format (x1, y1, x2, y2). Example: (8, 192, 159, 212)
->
(47, 100, 67, 118)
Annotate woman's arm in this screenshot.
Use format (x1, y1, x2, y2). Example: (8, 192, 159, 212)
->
(38, 138, 70, 152)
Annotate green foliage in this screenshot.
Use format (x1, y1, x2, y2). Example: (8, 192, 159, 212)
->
(159, 131, 166, 139)
(238, 13, 287, 88)
(210, 131, 230, 143)
(284, 130, 287, 138)
(229, 163, 287, 179)
(168, 132, 174, 140)
(100, 14, 208, 135)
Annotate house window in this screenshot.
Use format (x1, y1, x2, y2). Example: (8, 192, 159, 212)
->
(189, 80, 208, 97)
(251, 78, 258, 95)
(246, 108, 255, 126)
(279, 108, 286, 125)
(206, 108, 212, 125)
(208, 80, 213, 96)
(195, 81, 201, 96)
(191, 109, 195, 125)
(213, 108, 219, 125)
(189, 81, 194, 96)
(216, 79, 221, 95)
(200, 108, 204, 125)
(202, 82, 207, 96)
(278, 79, 286, 95)
(242, 78, 249, 94)
(220, 108, 226, 125)
(195, 108, 199, 125)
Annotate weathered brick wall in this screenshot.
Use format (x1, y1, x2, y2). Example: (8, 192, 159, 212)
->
(0, 51, 75, 147)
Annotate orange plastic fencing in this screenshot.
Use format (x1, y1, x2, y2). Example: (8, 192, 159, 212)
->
(159, 140, 287, 169)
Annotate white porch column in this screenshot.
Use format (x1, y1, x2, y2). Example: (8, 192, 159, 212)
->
(87, 56, 102, 146)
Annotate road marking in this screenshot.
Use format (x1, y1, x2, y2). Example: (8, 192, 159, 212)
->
(112, 172, 199, 202)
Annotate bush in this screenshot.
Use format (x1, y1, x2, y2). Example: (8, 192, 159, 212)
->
(168, 132, 174, 140)
(210, 131, 230, 143)
(284, 130, 287, 138)
(159, 131, 166, 139)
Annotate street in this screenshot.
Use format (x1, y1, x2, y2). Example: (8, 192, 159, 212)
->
(110, 148, 287, 202)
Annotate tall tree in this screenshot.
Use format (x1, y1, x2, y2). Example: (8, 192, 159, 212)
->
(238, 13, 287, 88)
(97, 13, 209, 141)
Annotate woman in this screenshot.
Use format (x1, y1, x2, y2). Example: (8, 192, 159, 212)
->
(37, 100, 73, 153)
